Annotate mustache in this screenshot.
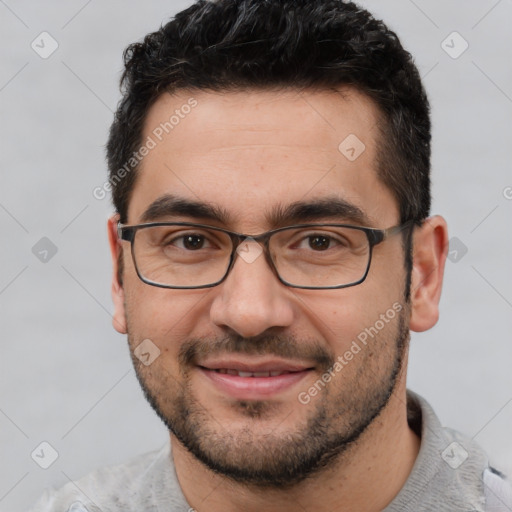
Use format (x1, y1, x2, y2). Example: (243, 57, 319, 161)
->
(178, 332, 335, 370)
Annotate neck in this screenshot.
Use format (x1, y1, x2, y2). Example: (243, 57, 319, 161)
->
(171, 373, 420, 512)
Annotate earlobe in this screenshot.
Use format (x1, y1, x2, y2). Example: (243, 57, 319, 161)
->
(107, 215, 127, 334)
(409, 215, 449, 333)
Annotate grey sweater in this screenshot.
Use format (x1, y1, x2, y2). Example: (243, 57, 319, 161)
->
(30, 391, 512, 511)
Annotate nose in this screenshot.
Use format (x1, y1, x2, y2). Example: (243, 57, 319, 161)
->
(209, 240, 295, 338)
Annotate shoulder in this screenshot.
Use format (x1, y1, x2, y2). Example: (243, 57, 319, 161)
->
(28, 444, 175, 512)
(391, 391, 511, 512)
(483, 467, 512, 511)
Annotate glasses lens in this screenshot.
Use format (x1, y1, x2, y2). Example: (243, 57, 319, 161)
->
(132, 225, 232, 287)
(130, 224, 371, 289)
(270, 225, 370, 288)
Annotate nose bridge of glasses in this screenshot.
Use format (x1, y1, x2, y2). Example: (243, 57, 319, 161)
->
(221, 233, 279, 286)
(232, 233, 269, 266)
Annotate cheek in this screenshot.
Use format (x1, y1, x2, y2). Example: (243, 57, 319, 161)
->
(124, 279, 212, 350)
(299, 272, 406, 354)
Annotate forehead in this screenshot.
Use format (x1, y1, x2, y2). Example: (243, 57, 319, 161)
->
(128, 87, 399, 229)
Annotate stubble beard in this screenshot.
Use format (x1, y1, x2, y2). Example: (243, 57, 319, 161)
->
(127, 303, 410, 489)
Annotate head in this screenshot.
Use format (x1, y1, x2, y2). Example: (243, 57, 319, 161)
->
(106, 0, 448, 488)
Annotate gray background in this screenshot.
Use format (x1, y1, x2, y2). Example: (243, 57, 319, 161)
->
(0, 1, 511, 510)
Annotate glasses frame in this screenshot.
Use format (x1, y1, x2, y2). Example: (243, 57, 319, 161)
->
(117, 220, 414, 290)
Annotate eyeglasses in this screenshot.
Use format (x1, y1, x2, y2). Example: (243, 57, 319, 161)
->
(117, 220, 414, 290)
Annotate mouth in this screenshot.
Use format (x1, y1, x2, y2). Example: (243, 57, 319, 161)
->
(209, 368, 299, 377)
(197, 358, 315, 400)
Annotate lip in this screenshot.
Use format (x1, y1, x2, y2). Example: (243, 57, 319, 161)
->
(197, 357, 314, 400)
(200, 357, 312, 373)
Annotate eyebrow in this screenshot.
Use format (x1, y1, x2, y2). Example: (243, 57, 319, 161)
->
(139, 194, 372, 228)
(140, 194, 232, 224)
(267, 196, 372, 228)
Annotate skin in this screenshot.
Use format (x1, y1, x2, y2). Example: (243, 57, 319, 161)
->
(107, 87, 448, 512)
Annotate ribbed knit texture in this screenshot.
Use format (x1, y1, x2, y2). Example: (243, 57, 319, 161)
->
(30, 390, 512, 512)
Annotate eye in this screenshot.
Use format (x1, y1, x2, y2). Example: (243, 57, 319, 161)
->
(293, 232, 348, 252)
(307, 234, 336, 251)
(169, 233, 212, 250)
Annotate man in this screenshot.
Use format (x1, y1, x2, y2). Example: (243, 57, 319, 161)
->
(30, 0, 512, 510)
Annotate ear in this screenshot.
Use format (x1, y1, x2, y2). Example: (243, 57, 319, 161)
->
(409, 215, 449, 332)
(107, 214, 127, 334)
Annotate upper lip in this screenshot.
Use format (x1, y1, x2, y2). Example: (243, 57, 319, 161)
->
(198, 357, 314, 373)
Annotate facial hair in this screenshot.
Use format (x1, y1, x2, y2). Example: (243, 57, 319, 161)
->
(126, 303, 410, 489)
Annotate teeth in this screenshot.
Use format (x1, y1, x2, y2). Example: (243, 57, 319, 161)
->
(214, 369, 288, 377)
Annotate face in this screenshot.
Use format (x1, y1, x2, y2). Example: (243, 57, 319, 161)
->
(110, 87, 414, 487)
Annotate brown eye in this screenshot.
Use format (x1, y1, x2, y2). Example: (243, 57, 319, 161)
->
(182, 235, 205, 250)
(308, 235, 331, 251)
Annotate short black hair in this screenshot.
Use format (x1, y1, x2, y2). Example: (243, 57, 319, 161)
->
(106, 0, 431, 226)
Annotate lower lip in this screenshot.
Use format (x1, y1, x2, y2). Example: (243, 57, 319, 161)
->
(198, 367, 312, 400)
